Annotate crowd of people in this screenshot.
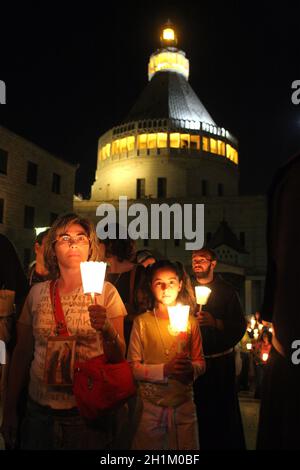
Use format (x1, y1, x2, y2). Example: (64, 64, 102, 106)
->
(1, 143, 299, 453)
(0, 214, 248, 450)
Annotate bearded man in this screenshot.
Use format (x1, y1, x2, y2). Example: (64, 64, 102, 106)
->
(191, 247, 246, 450)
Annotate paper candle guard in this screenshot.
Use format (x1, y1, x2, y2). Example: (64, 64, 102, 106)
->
(80, 261, 107, 295)
(195, 286, 211, 306)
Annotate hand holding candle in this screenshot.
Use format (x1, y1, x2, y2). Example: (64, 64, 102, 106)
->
(80, 261, 107, 330)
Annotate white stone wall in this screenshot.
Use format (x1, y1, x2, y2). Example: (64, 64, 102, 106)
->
(91, 149, 239, 201)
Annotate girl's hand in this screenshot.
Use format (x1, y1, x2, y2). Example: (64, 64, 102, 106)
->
(164, 354, 194, 383)
(88, 304, 107, 331)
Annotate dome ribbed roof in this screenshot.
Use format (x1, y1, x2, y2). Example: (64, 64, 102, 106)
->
(123, 71, 216, 126)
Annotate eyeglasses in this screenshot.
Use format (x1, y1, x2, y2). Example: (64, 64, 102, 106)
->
(192, 258, 212, 264)
(54, 234, 90, 246)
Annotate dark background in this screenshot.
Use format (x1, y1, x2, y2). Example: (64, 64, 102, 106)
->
(1, 0, 300, 198)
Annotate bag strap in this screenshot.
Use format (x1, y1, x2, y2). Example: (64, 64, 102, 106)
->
(49, 280, 70, 337)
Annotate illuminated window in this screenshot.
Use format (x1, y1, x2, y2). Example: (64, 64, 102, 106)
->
(148, 51, 189, 81)
(217, 140, 226, 156)
(190, 135, 200, 150)
(120, 137, 127, 153)
(138, 134, 147, 150)
(202, 137, 209, 152)
(112, 140, 120, 155)
(157, 133, 167, 148)
(102, 143, 111, 160)
(210, 138, 217, 154)
(180, 134, 190, 149)
(147, 134, 157, 149)
(226, 144, 238, 164)
(127, 136, 135, 151)
(170, 133, 180, 148)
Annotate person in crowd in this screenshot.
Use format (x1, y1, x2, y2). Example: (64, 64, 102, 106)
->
(257, 152, 300, 449)
(135, 250, 157, 268)
(28, 229, 50, 286)
(0, 234, 29, 345)
(98, 224, 147, 349)
(253, 330, 272, 399)
(0, 234, 28, 406)
(128, 260, 206, 450)
(97, 224, 148, 448)
(1, 213, 127, 450)
(191, 247, 246, 450)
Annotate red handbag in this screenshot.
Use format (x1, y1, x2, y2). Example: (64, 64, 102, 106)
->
(73, 355, 136, 419)
(49, 281, 136, 419)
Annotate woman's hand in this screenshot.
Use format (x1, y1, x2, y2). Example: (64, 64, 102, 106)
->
(164, 353, 194, 384)
(88, 304, 107, 331)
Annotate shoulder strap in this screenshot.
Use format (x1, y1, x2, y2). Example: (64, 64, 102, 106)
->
(49, 280, 70, 337)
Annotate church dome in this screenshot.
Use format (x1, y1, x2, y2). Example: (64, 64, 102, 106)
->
(91, 21, 239, 202)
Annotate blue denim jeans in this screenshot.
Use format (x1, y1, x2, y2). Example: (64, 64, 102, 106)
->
(21, 399, 115, 450)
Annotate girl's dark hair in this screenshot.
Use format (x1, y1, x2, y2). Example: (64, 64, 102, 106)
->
(145, 260, 196, 312)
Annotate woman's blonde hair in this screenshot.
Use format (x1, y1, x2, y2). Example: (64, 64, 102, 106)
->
(44, 213, 101, 279)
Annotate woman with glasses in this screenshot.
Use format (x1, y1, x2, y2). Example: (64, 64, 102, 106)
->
(1, 213, 127, 450)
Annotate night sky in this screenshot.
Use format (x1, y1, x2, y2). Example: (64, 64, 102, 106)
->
(1, 1, 300, 198)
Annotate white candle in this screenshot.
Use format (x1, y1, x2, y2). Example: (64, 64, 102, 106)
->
(167, 304, 190, 334)
(250, 316, 256, 329)
(262, 353, 269, 362)
(80, 261, 107, 298)
(195, 286, 212, 306)
(246, 343, 252, 350)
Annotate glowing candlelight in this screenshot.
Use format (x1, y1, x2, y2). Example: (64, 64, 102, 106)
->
(80, 261, 107, 303)
(167, 304, 190, 353)
(195, 286, 211, 306)
(262, 353, 269, 362)
(168, 304, 190, 334)
(247, 327, 252, 333)
(246, 343, 252, 350)
(269, 327, 273, 333)
(254, 332, 259, 340)
(250, 316, 256, 329)
(258, 323, 263, 331)
(254, 328, 259, 335)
